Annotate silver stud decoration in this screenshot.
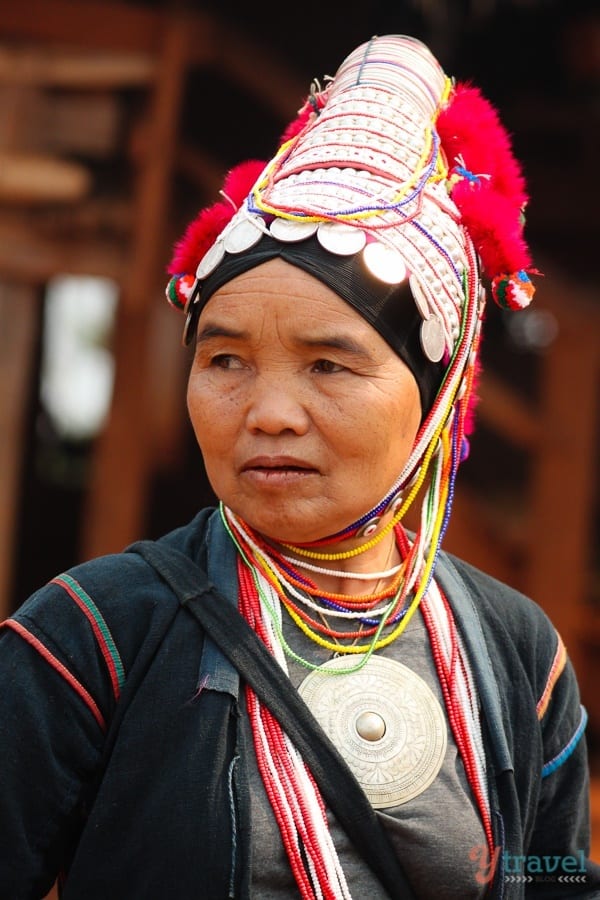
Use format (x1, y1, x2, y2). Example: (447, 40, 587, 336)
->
(410, 276, 431, 320)
(355, 710, 386, 742)
(385, 490, 404, 517)
(356, 516, 381, 537)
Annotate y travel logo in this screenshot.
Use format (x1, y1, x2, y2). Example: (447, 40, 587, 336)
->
(470, 844, 588, 886)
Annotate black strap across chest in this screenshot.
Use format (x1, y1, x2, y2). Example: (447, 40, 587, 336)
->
(128, 539, 416, 900)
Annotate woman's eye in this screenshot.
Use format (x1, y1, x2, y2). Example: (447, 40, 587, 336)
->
(312, 359, 344, 374)
(211, 354, 243, 369)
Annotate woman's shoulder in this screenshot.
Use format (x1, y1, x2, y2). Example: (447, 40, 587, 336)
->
(437, 549, 555, 634)
(17, 509, 209, 611)
(4, 509, 215, 688)
(435, 549, 566, 696)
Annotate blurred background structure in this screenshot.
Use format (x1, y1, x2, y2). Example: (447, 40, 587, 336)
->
(0, 0, 598, 854)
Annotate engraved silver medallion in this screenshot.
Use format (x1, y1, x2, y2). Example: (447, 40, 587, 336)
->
(298, 655, 447, 808)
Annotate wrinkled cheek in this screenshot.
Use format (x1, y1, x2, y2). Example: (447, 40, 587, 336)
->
(186, 394, 214, 455)
(187, 388, 241, 467)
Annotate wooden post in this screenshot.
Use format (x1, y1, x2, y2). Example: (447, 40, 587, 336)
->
(525, 289, 600, 682)
(0, 283, 38, 619)
(81, 16, 189, 558)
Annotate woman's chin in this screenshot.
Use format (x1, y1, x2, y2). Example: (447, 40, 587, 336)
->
(227, 505, 346, 547)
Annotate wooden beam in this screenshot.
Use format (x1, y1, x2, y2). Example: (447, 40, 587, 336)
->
(186, 16, 305, 120)
(146, 297, 190, 470)
(0, 45, 156, 89)
(176, 143, 228, 199)
(442, 487, 523, 588)
(0, 151, 91, 204)
(215, 29, 306, 120)
(0, 0, 164, 54)
(0, 3, 304, 121)
(477, 371, 540, 450)
(0, 216, 127, 283)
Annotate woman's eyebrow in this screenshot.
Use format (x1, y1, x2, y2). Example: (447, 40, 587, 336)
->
(197, 324, 370, 356)
(298, 335, 371, 355)
(196, 323, 249, 343)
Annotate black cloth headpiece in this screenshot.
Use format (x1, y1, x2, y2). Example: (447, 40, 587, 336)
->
(193, 234, 444, 416)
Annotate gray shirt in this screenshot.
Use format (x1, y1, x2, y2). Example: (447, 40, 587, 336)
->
(247, 606, 487, 898)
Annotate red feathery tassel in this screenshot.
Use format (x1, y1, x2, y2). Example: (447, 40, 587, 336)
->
(437, 83, 539, 310)
(168, 159, 266, 277)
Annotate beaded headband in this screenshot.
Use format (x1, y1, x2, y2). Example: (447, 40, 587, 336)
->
(166, 35, 538, 572)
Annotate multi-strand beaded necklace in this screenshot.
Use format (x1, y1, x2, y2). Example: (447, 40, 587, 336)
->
(223, 471, 494, 899)
(224, 506, 412, 670)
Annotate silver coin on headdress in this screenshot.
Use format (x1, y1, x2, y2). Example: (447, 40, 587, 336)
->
(196, 238, 225, 279)
(317, 221, 367, 256)
(410, 276, 432, 320)
(363, 242, 409, 285)
(420, 315, 446, 363)
(298, 654, 447, 808)
(223, 213, 265, 254)
(269, 218, 319, 242)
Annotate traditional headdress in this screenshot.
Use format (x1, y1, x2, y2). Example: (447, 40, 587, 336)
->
(166, 35, 538, 892)
(166, 34, 537, 578)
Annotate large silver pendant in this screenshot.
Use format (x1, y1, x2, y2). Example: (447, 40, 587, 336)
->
(298, 655, 447, 808)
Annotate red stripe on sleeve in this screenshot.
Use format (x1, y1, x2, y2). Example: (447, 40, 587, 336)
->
(1, 619, 106, 731)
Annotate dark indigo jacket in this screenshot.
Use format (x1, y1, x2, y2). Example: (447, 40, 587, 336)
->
(1, 508, 599, 899)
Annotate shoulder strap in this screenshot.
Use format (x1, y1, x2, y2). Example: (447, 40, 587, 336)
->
(128, 539, 415, 900)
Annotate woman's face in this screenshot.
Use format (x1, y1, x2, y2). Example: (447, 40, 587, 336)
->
(187, 258, 422, 544)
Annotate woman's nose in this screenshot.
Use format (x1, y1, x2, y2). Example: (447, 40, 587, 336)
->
(245, 373, 310, 435)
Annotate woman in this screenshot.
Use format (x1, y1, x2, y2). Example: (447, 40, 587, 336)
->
(1, 34, 598, 899)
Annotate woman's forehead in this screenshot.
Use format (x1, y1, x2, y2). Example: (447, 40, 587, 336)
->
(200, 258, 366, 325)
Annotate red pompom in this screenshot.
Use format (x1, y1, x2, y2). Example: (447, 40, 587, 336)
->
(168, 159, 266, 276)
(450, 178, 532, 277)
(222, 159, 266, 206)
(492, 270, 536, 310)
(437, 83, 536, 293)
(168, 202, 232, 276)
(438, 85, 527, 205)
(165, 273, 196, 311)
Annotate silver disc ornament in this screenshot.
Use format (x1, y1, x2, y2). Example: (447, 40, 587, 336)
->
(298, 655, 447, 808)
(420, 315, 446, 363)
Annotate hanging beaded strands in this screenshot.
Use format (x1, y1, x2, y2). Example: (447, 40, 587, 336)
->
(166, 34, 537, 898)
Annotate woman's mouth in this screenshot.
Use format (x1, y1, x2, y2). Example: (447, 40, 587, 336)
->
(240, 456, 319, 485)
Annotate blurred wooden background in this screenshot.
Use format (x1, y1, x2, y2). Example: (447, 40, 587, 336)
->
(0, 4, 598, 889)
